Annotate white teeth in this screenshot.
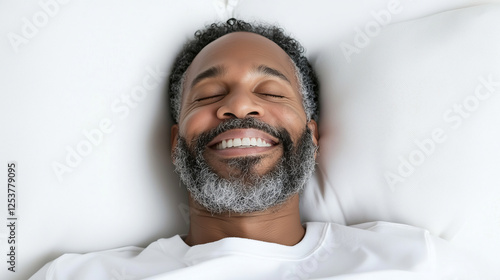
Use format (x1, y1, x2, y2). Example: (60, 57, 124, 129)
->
(250, 138, 257, 146)
(242, 137, 250, 146)
(257, 138, 262, 146)
(216, 137, 273, 150)
(233, 138, 242, 147)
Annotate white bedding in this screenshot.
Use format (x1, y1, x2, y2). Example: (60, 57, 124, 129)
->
(1, 1, 500, 279)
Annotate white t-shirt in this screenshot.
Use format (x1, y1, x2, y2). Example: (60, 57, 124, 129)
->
(30, 221, 490, 280)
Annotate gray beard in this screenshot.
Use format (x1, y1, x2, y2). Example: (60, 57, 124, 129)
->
(173, 118, 317, 214)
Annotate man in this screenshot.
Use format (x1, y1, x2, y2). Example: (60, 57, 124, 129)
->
(31, 18, 486, 280)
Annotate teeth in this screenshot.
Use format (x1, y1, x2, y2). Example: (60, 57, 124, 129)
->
(233, 138, 242, 147)
(216, 137, 273, 150)
(242, 137, 250, 146)
(257, 138, 262, 146)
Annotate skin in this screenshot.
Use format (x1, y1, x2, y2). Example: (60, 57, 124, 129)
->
(171, 32, 319, 246)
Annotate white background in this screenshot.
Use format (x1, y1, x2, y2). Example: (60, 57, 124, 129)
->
(1, 0, 500, 279)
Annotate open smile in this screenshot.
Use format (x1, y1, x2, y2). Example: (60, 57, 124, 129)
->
(207, 128, 280, 155)
(215, 137, 272, 150)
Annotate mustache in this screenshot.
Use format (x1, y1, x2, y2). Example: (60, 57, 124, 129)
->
(192, 118, 288, 150)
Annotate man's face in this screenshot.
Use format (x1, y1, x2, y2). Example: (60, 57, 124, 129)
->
(171, 32, 318, 213)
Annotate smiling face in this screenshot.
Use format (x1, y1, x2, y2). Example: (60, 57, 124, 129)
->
(171, 32, 318, 178)
(170, 32, 318, 214)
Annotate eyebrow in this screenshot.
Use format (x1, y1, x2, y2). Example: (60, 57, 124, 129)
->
(190, 65, 226, 89)
(190, 64, 291, 89)
(256, 65, 291, 84)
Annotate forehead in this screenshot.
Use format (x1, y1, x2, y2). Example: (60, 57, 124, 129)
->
(183, 32, 297, 90)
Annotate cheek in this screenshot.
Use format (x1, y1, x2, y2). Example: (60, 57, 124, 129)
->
(265, 104, 307, 134)
(179, 107, 218, 139)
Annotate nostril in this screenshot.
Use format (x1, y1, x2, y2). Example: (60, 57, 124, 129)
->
(247, 111, 259, 116)
(223, 112, 237, 118)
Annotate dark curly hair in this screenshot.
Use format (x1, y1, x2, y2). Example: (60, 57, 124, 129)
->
(168, 18, 319, 123)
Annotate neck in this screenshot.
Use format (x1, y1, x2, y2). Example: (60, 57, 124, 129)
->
(184, 194, 305, 246)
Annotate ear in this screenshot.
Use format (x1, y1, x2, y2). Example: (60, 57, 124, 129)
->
(307, 120, 319, 158)
(307, 119, 319, 146)
(171, 124, 179, 162)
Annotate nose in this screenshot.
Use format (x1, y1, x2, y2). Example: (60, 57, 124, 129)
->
(216, 91, 264, 119)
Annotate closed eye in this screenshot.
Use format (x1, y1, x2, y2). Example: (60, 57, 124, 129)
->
(261, 93, 285, 98)
(195, 94, 225, 102)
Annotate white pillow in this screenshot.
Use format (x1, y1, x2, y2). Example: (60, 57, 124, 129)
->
(305, 3, 500, 271)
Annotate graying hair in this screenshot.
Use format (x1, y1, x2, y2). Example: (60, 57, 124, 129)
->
(168, 18, 319, 124)
(173, 118, 317, 214)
